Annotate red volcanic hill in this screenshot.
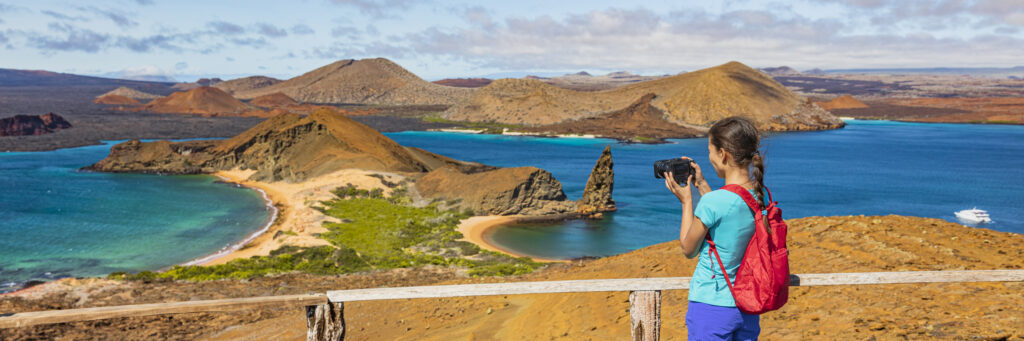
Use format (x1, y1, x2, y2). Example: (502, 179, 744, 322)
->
(817, 95, 868, 111)
(0, 113, 72, 136)
(432, 78, 493, 88)
(249, 92, 298, 108)
(141, 86, 251, 115)
(94, 94, 140, 105)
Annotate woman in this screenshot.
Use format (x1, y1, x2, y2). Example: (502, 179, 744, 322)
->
(663, 116, 766, 340)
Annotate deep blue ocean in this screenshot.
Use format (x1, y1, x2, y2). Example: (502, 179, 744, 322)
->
(386, 120, 1024, 260)
(0, 140, 271, 292)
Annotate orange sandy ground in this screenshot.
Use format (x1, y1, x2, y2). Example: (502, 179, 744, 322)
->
(201, 215, 1024, 340)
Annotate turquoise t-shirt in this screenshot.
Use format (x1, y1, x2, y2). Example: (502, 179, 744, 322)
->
(688, 188, 758, 307)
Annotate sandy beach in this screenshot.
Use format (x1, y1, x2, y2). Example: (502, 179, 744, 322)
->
(194, 168, 405, 265)
(457, 216, 570, 263)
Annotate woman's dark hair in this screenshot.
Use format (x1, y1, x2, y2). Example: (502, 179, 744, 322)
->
(709, 116, 765, 207)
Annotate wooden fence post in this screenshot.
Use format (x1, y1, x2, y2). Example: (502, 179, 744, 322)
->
(306, 302, 345, 341)
(629, 290, 661, 341)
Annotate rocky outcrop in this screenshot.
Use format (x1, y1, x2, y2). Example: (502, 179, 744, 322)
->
(85, 139, 214, 174)
(520, 93, 704, 143)
(415, 167, 575, 216)
(577, 146, 615, 218)
(766, 100, 847, 131)
(85, 108, 485, 182)
(0, 113, 72, 136)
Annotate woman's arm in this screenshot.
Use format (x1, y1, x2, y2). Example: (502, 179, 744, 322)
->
(664, 171, 709, 258)
(678, 207, 708, 259)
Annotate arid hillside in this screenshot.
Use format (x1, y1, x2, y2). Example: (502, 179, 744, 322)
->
(445, 61, 844, 131)
(233, 58, 473, 105)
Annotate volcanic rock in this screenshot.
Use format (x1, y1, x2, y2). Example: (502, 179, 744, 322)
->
(249, 92, 298, 108)
(99, 86, 160, 100)
(214, 76, 282, 95)
(415, 167, 575, 216)
(577, 145, 615, 218)
(233, 58, 473, 105)
(445, 61, 845, 132)
(816, 94, 869, 111)
(521, 93, 703, 142)
(93, 94, 140, 105)
(0, 113, 72, 136)
(140, 86, 251, 115)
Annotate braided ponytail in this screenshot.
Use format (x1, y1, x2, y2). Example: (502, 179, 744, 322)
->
(751, 152, 765, 207)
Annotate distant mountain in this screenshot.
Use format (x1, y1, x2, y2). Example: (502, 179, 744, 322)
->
(816, 95, 868, 111)
(822, 66, 1024, 76)
(233, 58, 473, 105)
(94, 94, 140, 105)
(249, 92, 298, 108)
(141, 87, 251, 115)
(445, 61, 844, 132)
(759, 66, 803, 77)
(214, 76, 282, 95)
(99, 86, 160, 100)
(0, 68, 172, 87)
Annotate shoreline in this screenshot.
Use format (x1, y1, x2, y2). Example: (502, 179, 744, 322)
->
(185, 168, 402, 266)
(179, 175, 280, 266)
(457, 215, 571, 263)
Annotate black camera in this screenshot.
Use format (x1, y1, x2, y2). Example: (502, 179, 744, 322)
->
(654, 158, 694, 185)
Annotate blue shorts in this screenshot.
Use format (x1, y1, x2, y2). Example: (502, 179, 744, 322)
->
(685, 301, 760, 340)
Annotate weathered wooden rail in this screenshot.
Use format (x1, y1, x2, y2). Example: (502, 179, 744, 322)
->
(2, 270, 1022, 341)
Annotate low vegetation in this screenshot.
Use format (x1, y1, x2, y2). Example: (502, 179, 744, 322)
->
(110, 184, 545, 282)
(422, 114, 523, 134)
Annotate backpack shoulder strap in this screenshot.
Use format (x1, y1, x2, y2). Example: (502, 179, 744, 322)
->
(719, 184, 761, 213)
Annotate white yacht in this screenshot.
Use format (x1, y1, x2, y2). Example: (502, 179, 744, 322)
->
(955, 208, 992, 224)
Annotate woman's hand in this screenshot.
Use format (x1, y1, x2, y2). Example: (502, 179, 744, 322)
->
(680, 156, 712, 195)
(663, 171, 694, 204)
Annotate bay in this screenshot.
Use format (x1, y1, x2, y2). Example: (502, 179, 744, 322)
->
(386, 120, 1024, 260)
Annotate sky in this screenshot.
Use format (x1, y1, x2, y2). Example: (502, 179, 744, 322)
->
(0, 0, 1022, 82)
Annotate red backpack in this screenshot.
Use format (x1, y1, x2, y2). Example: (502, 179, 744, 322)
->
(704, 184, 790, 315)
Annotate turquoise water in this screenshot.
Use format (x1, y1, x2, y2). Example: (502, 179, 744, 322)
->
(0, 140, 271, 291)
(386, 120, 1024, 260)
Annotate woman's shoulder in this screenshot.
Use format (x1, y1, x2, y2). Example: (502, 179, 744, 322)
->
(697, 189, 742, 208)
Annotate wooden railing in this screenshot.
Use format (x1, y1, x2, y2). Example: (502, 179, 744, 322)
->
(2, 270, 1023, 341)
